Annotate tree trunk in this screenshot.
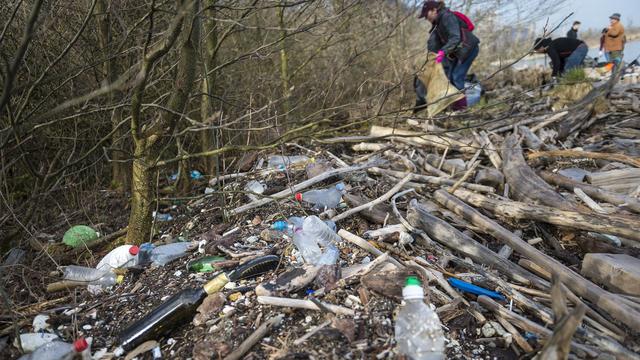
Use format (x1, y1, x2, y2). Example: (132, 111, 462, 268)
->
(126, 0, 197, 244)
(95, 0, 130, 191)
(278, 1, 290, 117)
(128, 155, 154, 244)
(200, 0, 218, 176)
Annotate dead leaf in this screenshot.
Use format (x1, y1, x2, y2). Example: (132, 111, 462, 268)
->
(193, 292, 225, 326)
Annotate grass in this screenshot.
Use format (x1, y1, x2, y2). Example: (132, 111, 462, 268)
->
(559, 68, 587, 85)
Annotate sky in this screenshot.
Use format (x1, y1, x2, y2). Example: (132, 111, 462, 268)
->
(538, 0, 639, 32)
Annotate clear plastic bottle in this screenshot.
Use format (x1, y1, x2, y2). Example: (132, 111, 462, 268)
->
(138, 243, 155, 266)
(95, 245, 139, 271)
(148, 242, 195, 266)
(395, 276, 445, 360)
(268, 155, 310, 170)
(17, 333, 59, 353)
(62, 265, 117, 286)
(18, 338, 89, 360)
(295, 183, 345, 210)
(271, 216, 305, 234)
(245, 180, 266, 201)
(302, 216, 341, 246)
(293, 230, 323, 265)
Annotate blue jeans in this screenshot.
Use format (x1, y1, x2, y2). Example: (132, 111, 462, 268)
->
(446, 46, 479, 90)
(565, 44, 588, 72)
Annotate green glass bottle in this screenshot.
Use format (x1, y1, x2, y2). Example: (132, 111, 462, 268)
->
(117, 255, 279, 352)
(188, 256, 225, 273)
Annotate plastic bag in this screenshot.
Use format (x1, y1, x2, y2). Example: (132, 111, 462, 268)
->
(414, 53, 464, 117)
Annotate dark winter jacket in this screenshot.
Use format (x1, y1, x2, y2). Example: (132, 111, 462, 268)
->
(544, 38, 586, 76)
(566, 28, 578, 39)
(427, 8, 480, 62)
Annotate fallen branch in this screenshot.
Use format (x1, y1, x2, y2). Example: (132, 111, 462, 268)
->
(451, 187, 640, 243)
(229, 162, 378, 216)
(257, 296, 354, 316)
(224, 314, 284, 360)
(332, 174, 412, 222)
(435, 189, 640, 333)
(528, 149, 640, 168)
(338, 229, 404, 268)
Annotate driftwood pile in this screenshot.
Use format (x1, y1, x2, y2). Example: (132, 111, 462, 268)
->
(217, 80, 640, 359)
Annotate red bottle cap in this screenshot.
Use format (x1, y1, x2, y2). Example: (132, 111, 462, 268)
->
(295, 193, 303, 202)
(74, 338, 88, 352)
(129, 245, 140, 255)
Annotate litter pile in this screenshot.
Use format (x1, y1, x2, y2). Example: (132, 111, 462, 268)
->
(3, 76, 640, 359)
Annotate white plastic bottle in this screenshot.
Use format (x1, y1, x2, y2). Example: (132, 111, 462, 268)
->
(16, 333, 60, 353)
(302, 216, 341, 246)
(18, 338, 89, 360)
(293, 230, 323, 265)
(295, 183, 345, 210)
(95, 245, 139, 271)
(395, 276, 445, 360)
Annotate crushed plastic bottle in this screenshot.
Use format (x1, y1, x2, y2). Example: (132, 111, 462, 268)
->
(62, 265, 117, 287)
(268, 155, 310, 170)
(188, 256, 226, 273)
(95, 245, 139, 272)
(464, 81, 482, 107)
(153, 212, 173, 222)
(245, 180, 266, 201)
(16, 333, 59, 353)
(295, 183, 345, 211)
(302, 216, 341, 246)
(292, 219, 340, 266)
(147, 241, 195, 266)
(395, 276, 445, 360)
(18, 338, 89, 360)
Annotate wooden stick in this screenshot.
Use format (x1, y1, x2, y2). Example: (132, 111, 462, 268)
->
(368, 167, 494, 193)
(332, 174, 412, 222)
(528, 149, 640, 168)
(47, 280, 87, 293)
(574, 188, 609, 214)
(435, 189, 640, 332)
(292, 320, 332, 345)
(449, 159, 480, 194)
(369, 125, 477, 153)
(477, 296, 598, 358)
(530, 111, 569, 132)
(229, 162, 376, 215)
(257, 296, 354, 316)
(224, 314, 284, 360)
(495, 316, 534, 353)
(539, 170, 640, 214)
(338, 229, 403, 268)
(451, 187, 640, 243)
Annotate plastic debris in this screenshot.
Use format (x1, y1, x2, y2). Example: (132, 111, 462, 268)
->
(62, 225, 99, 248)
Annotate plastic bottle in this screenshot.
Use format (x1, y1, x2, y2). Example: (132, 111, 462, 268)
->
(62, 265, 117, 286)
(395, 276, 445, 360)
(18, 338, 89, 360)
(153, 212, 173, 222)
(95, 245, 139, 271)
(465, 82, 482, 107)
(16, 333, 59, 353)
(271, 216, 304, 234)
(302, 216, 341, 246)
(138, 243, 155, 266)
(268, 155, 310, 170)
(148, 242, 195, 266)
(188, 256, 226, 273)
(245, 180, 266, 201)
(295, 183, 345, 210)
(293, 230, 324, 265)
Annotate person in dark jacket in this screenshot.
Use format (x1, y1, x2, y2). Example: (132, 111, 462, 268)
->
(534, 37, 588, 79)
(566, 21, 580, 39)
(419, 0, 480, 110)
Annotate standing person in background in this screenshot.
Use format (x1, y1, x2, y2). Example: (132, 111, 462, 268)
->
(603, 13, 625, 68)
(419, 0, 480, 111)
(566, 21, 580, 39)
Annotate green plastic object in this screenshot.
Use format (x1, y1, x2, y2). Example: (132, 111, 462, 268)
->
(188, 256, 226, 273)
(405, 276, 421, 287)
(62, 225, 99, 248)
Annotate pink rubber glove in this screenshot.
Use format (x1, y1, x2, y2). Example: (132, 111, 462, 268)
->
(435, 50, 445, 64)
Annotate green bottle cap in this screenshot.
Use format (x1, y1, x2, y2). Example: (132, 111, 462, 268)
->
(405, 276, 421, 287)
